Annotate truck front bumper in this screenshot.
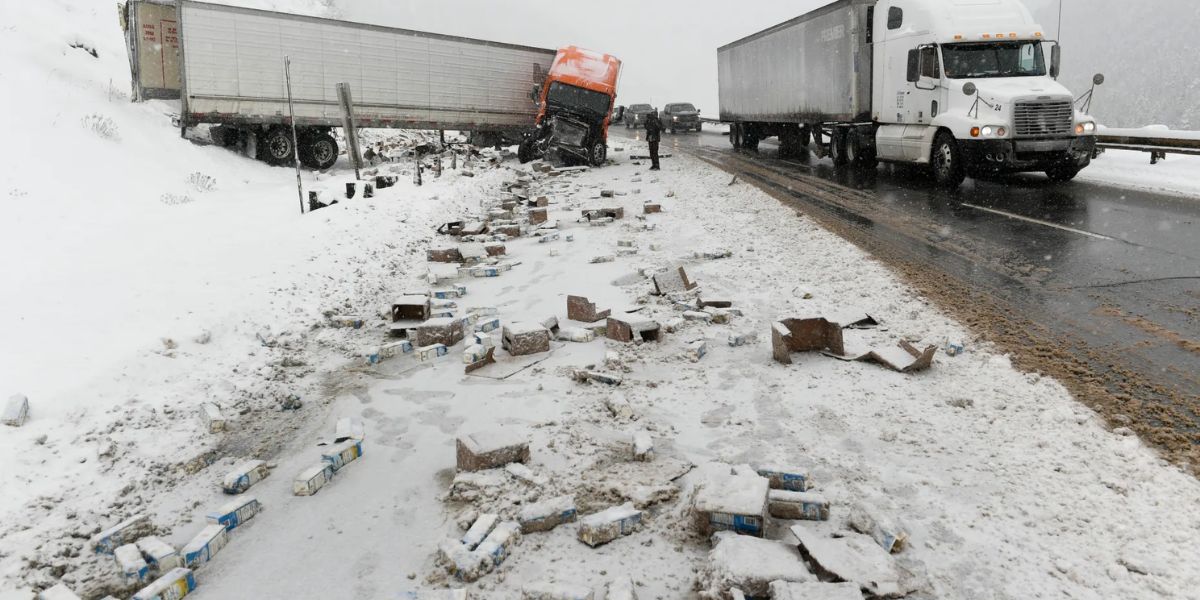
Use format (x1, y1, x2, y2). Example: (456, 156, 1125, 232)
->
(963, 136, 1096, 173)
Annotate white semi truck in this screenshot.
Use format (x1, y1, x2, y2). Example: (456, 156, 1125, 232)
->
(717, 0, 1103, 187)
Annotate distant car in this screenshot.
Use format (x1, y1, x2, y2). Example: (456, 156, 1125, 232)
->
(623, 104, 655, 129)
(661, 102, 701, 133)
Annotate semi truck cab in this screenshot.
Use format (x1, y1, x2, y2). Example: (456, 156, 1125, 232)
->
(869, 0, 1099, 186)
(520, 46, 622, 167)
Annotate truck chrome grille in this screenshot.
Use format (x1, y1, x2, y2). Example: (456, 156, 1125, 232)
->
(1013, 101, 1073, 137)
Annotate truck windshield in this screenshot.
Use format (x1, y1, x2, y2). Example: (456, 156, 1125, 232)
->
(547, 82, 612, 117)
(668, 103, 696, 112)
(942, 41, 1046, 79)
(629, 104, 652, 112)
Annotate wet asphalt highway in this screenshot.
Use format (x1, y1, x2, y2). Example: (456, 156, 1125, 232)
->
(613, 125, 1200, 470)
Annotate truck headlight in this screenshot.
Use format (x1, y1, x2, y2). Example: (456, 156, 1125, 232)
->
(673, 116, 678, 121)
(1075, 122, 1095, 134)
(974, 126, 1007, 137)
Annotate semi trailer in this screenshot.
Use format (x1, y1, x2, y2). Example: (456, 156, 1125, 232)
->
(717, 0, 1103, 187)
(121, 0, 558, 169)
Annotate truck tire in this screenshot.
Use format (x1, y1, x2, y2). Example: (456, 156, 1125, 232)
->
(1045, 164, 1081, 182)
(696, 123, 702, 132)
(829, 129, 848, 166)
(799, 127, 812, 148)
(518, 139, 536, 164)
(300, 133, 338, 170)
(730, 124, 742, 149)
(588, 141, 607, 167)
(261, 127, 296, 166)
(931, 131, 966, 188)
(743, 126, 760, 151)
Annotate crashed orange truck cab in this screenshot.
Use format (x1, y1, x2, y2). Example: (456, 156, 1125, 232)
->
(519, 46, 623, 167)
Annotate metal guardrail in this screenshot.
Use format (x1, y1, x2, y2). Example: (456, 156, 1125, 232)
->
(1095, 129, 1200, 164)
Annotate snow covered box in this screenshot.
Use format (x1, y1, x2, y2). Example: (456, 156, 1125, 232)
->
(768, 491, 829, 521)
(37, 584, 82, 600)
(90, 514, 151, 554)
(697, 532, 812, 599)
(523, 582, 595, 600)
(131, 567, 196, 600)
(114, 543, 151, 584)
(181, 523, 229, 567)
(769, 581, 863, 600)
(606, 316, 661, 343)
(790, 526, 917, 598)
(437, 539, 491, 583)
(519, 495, 578, 533)
(2, 394, 30, 427)
(476, 520, 522, 567)
(607, 578, 638, 600)
(577, 503, 642, 547)
(222, 459, 270, 494)
(692, 469, 769, 537)
(293, 462, 335, 496)
(502, 322, 551, 356)
(206, 496, 262, 532)
(415, 317, 466, 348)
(755, 466, 808, 492)
(456, 429, 530, 472)
(321, 439, 364, 471)
(462, 514, 499, 549)
(136, 536, 182, 572)
(199, 403, 225, 433)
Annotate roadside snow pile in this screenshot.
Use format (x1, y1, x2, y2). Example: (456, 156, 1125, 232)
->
(1080, 148, 1200, 197)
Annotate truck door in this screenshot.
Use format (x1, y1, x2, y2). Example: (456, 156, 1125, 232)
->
(901, 44, 942, 160)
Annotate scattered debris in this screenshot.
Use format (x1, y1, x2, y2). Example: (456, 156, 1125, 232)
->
(222, 459, 270, 494)
(607, 315, 661, 343)
(523, 583, 595, 600)
(293, 462, 335, 496)
(2, 394, 30, 427)
(847, 505, 910, 553)
(416, 343, 449, 361)
(578, 503, 643, 547)
(199, 403, 225, 433)
(606, 393, 635, 419)
(768, 490, 829, 521)
(462, 513, 499, 549)
(571, 369, 624, 386)
(181, 523, 230, 567)
(456, 429, 530, 472)
(115, 543, 151, 584)
(728, 331, 758, 347)
(771, 318, 844, 364)
(698, 532, 812, 599)
(692, 466, 769, 537)
(519, 495, 578, 533)
(756, 466, 809, 492)
(769, 581, 864, 600)
(685, 340, 708, 362)
(335, 417, 366, 443)
(791, 526, 919, 598)
(946, 341, 965, 356)
(567, 295, 611, 322)
(136, 536, 183, 572)
(130, 567, 196, 600)
(464, 345, 497, 373)
(37, 584, 83, 600)
(652, 266, 698, 295)
(643, 202, 662, 214)
(632, 431, 654, 462)
(91, 514, 151, 554)
(415, 317, 465, 347)
(502, 323, 552, 356)
(829, 340, 938, 373)
(321, 439, 364, 471)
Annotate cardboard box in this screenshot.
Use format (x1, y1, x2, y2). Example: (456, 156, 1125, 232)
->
(632, 431, 654, 462)
(415, 317, 465, 347)
(428, 247, 464, 263)
(578, 503, 642, 547)
(652, 267, 698, 295)
(768, 491, 829, 521)
(567, 295, 611, 323)
(607, 316, 661, 343)
(502, 323, 551, 356)
(693, 471, 769, 537)
(90, 514, 151, 555)
(461, 513, 498, 550)
(199, 403, 225, 433)
(518, 495, 578, 533)
(756, 466, 808, 492)
(456, 428, 530, 472)
(2, 394, 29, 427)
(771, 318, 845, 365)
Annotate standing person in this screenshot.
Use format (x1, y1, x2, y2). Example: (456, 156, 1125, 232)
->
(644, 110, 663, 171)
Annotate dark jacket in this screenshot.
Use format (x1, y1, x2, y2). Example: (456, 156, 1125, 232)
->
(644, 113, 663, 143)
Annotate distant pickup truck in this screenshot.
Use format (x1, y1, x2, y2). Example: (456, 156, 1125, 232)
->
(661, 103, 702, 133)
(623, 104, 656, 129)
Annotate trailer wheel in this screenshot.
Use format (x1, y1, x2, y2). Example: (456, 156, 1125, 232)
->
(932, 131, 966, 188)
(829, 129, 849, 166)
(300, 133, 338, 170)
(261, 127, 296, 166)
(799, 126, 812, 148)
(743, 126, 760, 151)
(588, 141, 607, 167)
(730, 124, 742, 149)
(847, 129, 877, 168)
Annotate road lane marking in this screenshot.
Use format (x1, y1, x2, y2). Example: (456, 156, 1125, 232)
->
(961, 203, 1116, 240)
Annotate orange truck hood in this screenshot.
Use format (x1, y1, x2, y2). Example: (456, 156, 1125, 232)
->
(547, 46, 621, 96)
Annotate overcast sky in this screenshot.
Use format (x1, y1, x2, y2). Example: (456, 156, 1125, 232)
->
(312, 0, 1196, 128)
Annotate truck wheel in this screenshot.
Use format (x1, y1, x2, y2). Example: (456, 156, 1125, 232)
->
(743, 127, 760, 151)
(696, 123, 702, 132)
(1045, 165, 1081, 182)
(931, 131, 966, 188)
(730, 124, 742, 149)
(829, 130, 848, 166)
(799, 127, 812, 148)
(261, 127, 296, 166)
(518, 139, 536, 164)
(588, 141, 607, 167)
(300, 133, 338, 170)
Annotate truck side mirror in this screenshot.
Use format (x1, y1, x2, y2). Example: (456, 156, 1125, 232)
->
(1093, 73, 1105, 86)
(906, 49, 920, 83)
(1050, 45, 1061, 79)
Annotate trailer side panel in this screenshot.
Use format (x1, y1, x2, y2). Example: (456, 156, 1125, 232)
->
(178, 0, 554, 131)
(718, 0, 874, 124)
